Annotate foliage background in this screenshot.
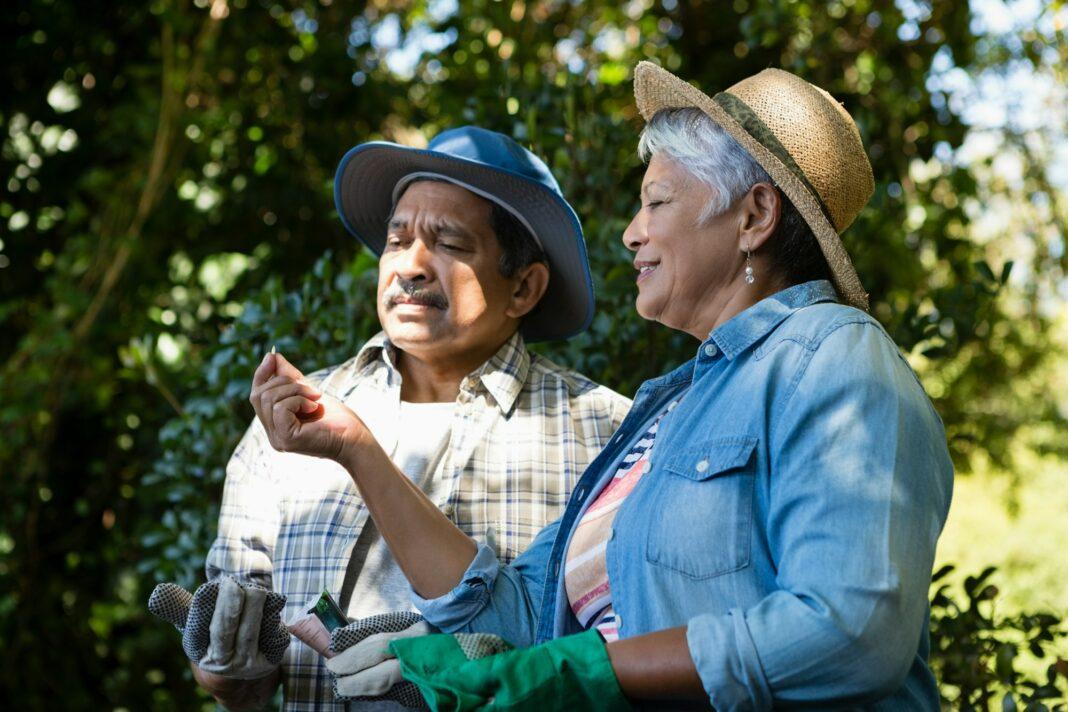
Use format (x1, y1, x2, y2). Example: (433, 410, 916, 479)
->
(1, 0, 1065, 708)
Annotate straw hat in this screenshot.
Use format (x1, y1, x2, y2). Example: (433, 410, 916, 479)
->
(633, 61, 874, 311)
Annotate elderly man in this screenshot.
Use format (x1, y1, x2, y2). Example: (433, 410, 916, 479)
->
(161, 127, 629, 710)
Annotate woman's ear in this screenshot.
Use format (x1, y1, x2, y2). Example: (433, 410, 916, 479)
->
(739, 182, 781, 252)
(505, 262, 550, 319)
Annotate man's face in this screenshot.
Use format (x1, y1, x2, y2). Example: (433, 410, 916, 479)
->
(377, 180, 521, 362)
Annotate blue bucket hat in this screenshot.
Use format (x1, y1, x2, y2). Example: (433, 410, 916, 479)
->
(333, 126, 594, 342)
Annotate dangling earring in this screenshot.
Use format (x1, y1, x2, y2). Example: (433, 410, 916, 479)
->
(745, 244, 755, 284)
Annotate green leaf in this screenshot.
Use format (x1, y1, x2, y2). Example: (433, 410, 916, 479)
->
(1000, 260, 1014, 284)
(996, 643, 1017, 681)
(932, 564, 955, 582)
(975, 260, 996, 283)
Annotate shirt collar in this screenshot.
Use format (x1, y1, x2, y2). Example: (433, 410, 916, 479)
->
(354, 331, 397, 372)
(466, 330, 530, 416)
(353, 330, 530, 415)
(708, 280, 839, 359)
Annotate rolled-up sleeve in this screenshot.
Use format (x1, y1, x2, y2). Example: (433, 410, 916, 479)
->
(411, 518, 561, 648)
(687, 321, 953, 710)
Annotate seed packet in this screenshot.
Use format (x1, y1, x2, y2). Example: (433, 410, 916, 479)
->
(309, 589, 348, 632)
(286, 590, 348, 658)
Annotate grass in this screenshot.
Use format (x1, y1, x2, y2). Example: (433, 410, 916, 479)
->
(936, 455, 1068, 618)
(935, 450, 1068, 696)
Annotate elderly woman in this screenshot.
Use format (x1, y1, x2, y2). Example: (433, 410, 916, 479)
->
(252, 63, 952, 710)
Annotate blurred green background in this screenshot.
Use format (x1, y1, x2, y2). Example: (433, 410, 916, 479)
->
(1, 0, 1065, 709)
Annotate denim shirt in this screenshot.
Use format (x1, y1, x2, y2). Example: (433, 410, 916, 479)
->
(412, 281, 954, 711)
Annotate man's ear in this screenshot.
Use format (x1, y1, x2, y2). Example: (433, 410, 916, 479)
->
(504, 262, 550, 320)
(738, 182, 781, 253)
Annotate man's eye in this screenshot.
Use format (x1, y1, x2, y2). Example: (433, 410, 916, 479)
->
(439, 242, 467, 252)
(645, 200, 664, 209)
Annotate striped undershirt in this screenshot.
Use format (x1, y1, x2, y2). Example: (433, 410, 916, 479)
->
(563, 399, 680, 641)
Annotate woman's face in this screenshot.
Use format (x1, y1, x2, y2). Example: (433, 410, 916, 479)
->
(622, 153, 746, 338)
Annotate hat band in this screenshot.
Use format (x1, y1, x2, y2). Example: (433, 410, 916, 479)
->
(712, 91, 836, 229)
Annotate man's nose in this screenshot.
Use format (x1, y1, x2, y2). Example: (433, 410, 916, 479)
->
(395, 238, 435, 281)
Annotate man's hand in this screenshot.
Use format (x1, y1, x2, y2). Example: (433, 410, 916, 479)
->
(149, 577, 288, 709)
(249, 350, 368, 462)
(326, 612, 434, 706)
(190, 663, 281, 712)
(148, 577, 289, 679)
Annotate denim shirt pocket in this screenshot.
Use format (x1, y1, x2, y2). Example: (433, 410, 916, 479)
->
(645, 436, 758, 580)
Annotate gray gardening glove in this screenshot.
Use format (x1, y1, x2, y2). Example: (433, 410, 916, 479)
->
(326, 611, 434, 708)
(148, 576, 290, 679)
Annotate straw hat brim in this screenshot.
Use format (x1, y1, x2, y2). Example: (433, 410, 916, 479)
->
(633, 61, 869, 311)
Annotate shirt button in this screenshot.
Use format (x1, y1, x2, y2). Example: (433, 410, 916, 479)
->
(575, 486, 586, 502)
(443, 504, 456, 517)
(642, 460, 651, 474)
(553, 561, 560, 577)
(704, 343, 718, 357)
(696, 459, 710, 473)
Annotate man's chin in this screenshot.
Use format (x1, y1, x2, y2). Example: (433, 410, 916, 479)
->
(383, 319, 447, 349)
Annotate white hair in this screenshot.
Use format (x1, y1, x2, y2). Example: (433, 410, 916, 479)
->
(638, 108, 772, 223)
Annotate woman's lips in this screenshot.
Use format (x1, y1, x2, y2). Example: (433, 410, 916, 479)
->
(637, 264, 659, 284)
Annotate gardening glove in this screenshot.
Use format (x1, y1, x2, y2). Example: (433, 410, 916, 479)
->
(390, 628, 630, 712)
(325, 611, 438, 708)
(148, 576, 290, 679)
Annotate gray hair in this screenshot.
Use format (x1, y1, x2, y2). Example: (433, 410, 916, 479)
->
(638, 108, 771, 223)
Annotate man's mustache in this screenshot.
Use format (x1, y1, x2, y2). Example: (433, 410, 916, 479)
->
(384, 278, 449, 310)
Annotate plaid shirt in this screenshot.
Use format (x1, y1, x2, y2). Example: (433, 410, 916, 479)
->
(205, 330, 630, 710)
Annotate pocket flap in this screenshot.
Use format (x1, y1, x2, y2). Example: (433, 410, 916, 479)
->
(662, 436, 758, 480)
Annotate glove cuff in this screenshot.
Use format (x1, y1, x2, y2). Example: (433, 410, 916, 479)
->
(331, 678, 429, 709)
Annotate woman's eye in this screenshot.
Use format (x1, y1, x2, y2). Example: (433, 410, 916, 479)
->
(440, 242, 466, 252)
(646, 200, 664, 209)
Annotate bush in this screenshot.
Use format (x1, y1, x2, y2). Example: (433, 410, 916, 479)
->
(930, 565, 1067, 710)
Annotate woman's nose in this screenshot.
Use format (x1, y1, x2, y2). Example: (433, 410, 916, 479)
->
(621, 210, 645, 252)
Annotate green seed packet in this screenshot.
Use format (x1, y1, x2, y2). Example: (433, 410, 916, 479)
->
(308, 590, 347, 632)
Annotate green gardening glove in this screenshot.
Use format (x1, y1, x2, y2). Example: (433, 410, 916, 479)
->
(390, 629, 630, 712)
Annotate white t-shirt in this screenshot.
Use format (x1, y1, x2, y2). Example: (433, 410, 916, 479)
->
(342, 400, 455, 621)
(339, 401, 454, 710)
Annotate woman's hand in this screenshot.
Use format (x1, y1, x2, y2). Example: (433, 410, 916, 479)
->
(249, 350, 369, 462)
(388, 629, 629, 711)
